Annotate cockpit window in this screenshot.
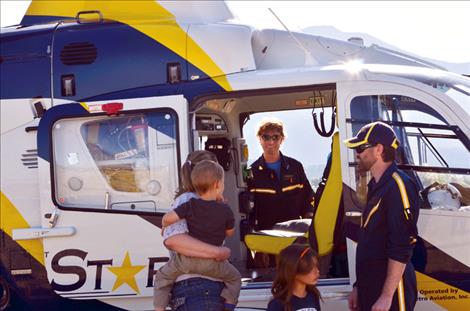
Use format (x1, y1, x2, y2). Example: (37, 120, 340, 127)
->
(52, 110, 179, 213)
(82, 115, 150, 192)
(441, 84, 470, 114)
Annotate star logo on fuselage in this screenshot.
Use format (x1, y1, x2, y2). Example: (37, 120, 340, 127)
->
(107, 251, 145, 294)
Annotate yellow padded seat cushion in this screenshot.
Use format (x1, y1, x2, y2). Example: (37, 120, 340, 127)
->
(244, 219, 311, 254)
(244, 230, 306, 255)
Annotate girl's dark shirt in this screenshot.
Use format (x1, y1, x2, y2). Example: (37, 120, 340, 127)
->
(267, 291, 321, 311)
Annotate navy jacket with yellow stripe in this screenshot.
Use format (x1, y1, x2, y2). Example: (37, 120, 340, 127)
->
(247, 153, 315, 230)
(356, 162, 419, 270)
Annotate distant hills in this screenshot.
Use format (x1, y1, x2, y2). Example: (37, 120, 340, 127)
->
(302, 25, 470, 75)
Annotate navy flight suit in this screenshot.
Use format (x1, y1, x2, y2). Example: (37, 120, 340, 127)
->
(248, 153, 315, 230)
(356, 163, 419, 311)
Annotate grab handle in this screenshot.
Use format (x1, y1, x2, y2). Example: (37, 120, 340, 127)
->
(76, 10, 103, 23)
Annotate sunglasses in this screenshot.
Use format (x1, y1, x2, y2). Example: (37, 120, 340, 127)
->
(355, 143, 376, 154)
(261, 134, 282, 142)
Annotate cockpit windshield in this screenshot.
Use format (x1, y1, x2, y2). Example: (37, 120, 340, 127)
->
(366, 65, 470, 115)
(399, 74, 470, 114)
(438, 83, 470, 114)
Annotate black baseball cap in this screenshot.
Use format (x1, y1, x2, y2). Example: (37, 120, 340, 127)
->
(344, 121, 399, 149)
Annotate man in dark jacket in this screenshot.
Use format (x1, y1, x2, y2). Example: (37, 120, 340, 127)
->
(248, 118, 315, 230)
(345, 121, 419, 311)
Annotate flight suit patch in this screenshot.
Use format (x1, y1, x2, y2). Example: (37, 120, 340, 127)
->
(283, 174, 294, 183)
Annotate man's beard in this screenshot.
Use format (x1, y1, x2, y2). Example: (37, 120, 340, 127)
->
(357, 157, 376, 173)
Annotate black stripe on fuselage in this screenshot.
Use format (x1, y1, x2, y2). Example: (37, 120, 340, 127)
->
(0, 230, 125, 310)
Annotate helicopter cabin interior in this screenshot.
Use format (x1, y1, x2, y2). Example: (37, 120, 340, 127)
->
(190, 83, 344, 282)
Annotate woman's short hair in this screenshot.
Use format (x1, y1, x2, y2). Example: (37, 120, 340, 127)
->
(256, 117, 286, 138)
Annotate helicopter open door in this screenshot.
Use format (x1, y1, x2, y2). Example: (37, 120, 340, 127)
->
(339, 80, 470, 310)
(20, 96, 188, 306)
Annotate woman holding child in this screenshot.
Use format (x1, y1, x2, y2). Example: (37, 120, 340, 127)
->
(154, 151, 240, 311)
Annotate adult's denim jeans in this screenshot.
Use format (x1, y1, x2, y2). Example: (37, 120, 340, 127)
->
(170, 277, 224, 311)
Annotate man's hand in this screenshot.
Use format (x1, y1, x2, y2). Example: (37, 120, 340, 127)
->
(373, 259, 406, 311)
(215, 246, 231, 261)
(371, 294, 392, 311)
(348, 286, 359, 311)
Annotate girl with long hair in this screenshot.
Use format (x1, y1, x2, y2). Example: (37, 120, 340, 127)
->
(268, 244, 321, 311)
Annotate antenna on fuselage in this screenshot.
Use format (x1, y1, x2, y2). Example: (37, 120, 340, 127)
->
(268, 8, 317, 66)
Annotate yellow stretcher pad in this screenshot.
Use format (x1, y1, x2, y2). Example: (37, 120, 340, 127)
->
(244, 219, 310, 255)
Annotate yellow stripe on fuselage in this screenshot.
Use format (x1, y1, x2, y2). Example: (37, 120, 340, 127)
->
(25, 0, 232, 91)
(0, 192, 45, 266)
(80, 102, 89, 111)
(416, 271, 470, 310)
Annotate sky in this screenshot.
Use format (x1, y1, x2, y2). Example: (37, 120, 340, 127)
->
(1, 1, 470, 64)
(227, 1, 470, 64)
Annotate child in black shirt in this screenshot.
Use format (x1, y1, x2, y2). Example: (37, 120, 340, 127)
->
(154, 160, 241, 311)
(268, 244, 321, 311)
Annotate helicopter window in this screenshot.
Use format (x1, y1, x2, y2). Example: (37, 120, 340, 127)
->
(52, 110, 179, 213)
(350, 95, 470, 212)
(81, 115, 151, 193)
